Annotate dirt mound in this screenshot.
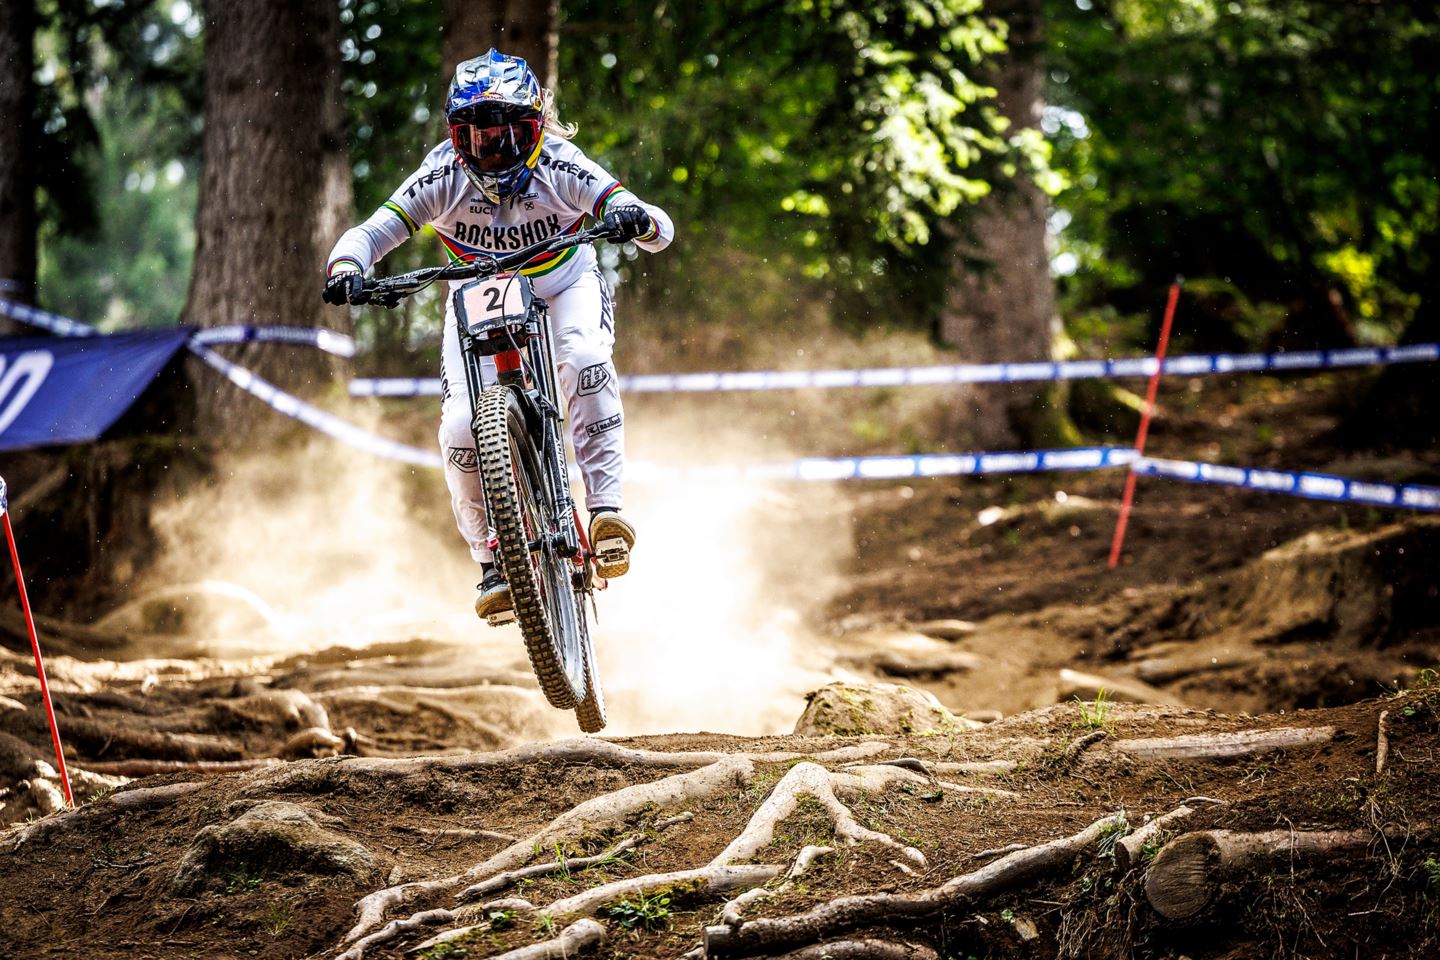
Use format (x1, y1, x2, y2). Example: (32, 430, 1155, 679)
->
(2, 689, 1438, 959)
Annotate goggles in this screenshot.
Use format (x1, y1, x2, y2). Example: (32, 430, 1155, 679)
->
(449, 118, 541, 173)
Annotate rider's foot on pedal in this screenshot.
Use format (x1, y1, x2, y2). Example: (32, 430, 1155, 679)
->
(474, 566, 514, 624)
(589, 508, 635, 579)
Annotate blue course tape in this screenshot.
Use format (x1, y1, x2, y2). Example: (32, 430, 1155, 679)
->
(0, 299, 356, 357)
(626, 447, 1135, 483)
(1133, 457, 1440, 512)
(190, 325, 356, 358)
(188, 342, 443, 469)
(0, 298, 100, 337)
(349, 342, 1440, 397)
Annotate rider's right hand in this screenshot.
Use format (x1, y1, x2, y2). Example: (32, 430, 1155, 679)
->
(322, 270, 368, 305)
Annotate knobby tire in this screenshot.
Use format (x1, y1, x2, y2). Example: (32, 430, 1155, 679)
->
(475, 386, 586, 709)
(573, 591, 606, 732)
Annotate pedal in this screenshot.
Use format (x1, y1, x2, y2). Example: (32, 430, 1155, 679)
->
(485, 608, 517, 627)
(594, 536, 629, 578)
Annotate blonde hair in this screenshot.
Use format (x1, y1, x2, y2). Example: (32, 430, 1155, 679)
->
(542, 88, 577, 140)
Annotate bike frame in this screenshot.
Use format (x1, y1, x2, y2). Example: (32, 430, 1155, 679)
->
(362, 226, 613, 584)
(455, 277, 583, 566)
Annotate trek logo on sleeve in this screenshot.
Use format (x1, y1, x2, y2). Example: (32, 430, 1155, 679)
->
(452, 213, 566, 251)
(404, 164, 454, 199)
(539, 156, 597, 185)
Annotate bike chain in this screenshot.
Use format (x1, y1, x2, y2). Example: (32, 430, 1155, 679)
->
(475, 386, 578, 710)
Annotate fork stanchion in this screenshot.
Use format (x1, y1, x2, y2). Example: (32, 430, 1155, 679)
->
(0, 476, 74, 807)
(1108, 279, 1182, 569)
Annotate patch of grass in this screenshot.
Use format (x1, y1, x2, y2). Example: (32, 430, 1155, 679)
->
(533, 911, 556, 936)
(1074, 689, 1116, 733)
(418, 942, 468, 960)
(261, 901, 292, 936)
(601, 890, 673, 931)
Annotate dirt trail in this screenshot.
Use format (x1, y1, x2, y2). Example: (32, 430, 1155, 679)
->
(0, 375, 1438, 957)
(2, 694, 1438, 959)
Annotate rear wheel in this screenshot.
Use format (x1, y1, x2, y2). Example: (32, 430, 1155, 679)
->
(475, 386, 586, 709)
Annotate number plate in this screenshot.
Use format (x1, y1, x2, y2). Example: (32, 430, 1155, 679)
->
(457, 273, 528, 335)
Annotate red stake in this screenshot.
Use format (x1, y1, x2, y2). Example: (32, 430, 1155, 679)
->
(1, 478, 74, 806)
(1108, 280, 1182, 570)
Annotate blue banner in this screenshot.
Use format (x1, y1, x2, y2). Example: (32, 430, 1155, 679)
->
(0, 330, 190, 451)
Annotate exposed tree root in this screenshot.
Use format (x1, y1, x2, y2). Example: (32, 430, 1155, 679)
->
(77, 758, 281, 777)
(712, 762, 926, 870)
(544, 864, 783, 921)
(721, 845, 834, 927)
(62, 717, 243, 761)
(1113, 802, 1215, 874)
(340, 757, 755, 946)
(487, 918, 605, 960)
(704, 812, 1126, 955)
(7, 781, 202, 850)
(396, 824, 517, 843)
(772, 941, 940, 960)
(1144, 828, 1376, 920)
(255, 738, 887, 795)
(1376, 709, 1391, 775)
(1101, 726, 1336, 761)
(333, 907, 455, 960)
(1058, 668, 1185, 706)
(836, 764, 1020, 800)
(858, 650, 983, 678)
(459, 832, 646, 902)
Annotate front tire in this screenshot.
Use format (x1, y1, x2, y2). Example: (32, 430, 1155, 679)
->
(474, 386, 586, 709)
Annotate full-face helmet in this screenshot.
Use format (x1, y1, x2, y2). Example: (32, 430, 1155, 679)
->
(445, 48, 545, 203)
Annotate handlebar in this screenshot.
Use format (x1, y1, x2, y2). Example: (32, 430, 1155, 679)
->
(358, 224, 618, 307)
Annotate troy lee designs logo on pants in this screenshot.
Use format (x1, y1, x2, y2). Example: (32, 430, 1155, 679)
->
(448, 447, 479, 472)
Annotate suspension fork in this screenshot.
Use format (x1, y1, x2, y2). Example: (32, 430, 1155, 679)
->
(528, 300, 582, 560)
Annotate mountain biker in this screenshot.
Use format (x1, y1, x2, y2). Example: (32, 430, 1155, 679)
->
(322, 48, 672, 622)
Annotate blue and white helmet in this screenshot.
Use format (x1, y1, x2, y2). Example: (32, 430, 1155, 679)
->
(445, 49, 545, 204)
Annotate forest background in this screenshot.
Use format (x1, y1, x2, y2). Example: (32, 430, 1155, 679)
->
(1, 0, 1437, 462)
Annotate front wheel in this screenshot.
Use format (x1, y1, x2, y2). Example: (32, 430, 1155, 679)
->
(573, 582, 607, 733)
(474, 386, 586, 709)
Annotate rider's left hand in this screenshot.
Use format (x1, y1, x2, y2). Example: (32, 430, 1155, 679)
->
(602, 205, 653, 244)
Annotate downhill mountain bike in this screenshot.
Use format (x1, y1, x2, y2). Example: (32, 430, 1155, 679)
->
(358, 225, 620, 732)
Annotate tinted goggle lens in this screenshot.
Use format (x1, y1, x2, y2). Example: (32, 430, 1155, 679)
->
(450, 120, 540, 172)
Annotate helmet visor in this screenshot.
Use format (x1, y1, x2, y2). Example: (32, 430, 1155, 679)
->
(450, 119, 541, 173)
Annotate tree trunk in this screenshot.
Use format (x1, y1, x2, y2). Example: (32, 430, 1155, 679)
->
(938, 0, 1058, 448)
(1340, 231, 1440, 450)
(442, 0, 558, 90)
(182, 0, 351, 428)
(0, 0, 37, 317)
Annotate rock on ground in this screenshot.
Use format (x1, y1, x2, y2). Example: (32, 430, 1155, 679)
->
(793, 681, 970, 736)
(171, 799, 377, 895)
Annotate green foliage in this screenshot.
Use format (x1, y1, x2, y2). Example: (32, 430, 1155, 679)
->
(557, 0, 1026, 322)
(1423, 857, 1440, 899)
(1048, 0, 1440, 344)
(223, 867, 263, 895)
(34, 0, 203, 328)
(600, 890, 673, 930)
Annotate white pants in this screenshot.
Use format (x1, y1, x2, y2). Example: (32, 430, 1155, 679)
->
(439, 267, 623, 563)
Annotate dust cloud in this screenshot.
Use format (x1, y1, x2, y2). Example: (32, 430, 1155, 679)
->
(137, 425, 846, 738)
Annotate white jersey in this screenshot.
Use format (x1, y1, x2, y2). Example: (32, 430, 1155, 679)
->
(326, 137, 673, 298)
